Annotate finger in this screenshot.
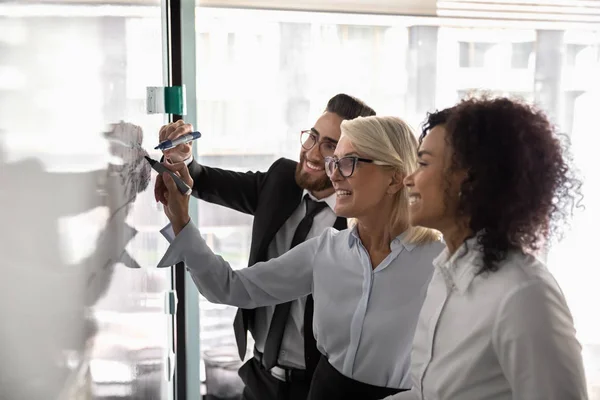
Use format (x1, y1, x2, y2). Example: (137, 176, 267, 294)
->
(176, 142, 192, 155)
(165, 123, 192, 142)
(162, 162, 193, 186)
(159, 120, 184, 142)
(158, 124, 169, 142)
(163, 188, 170, 207)
(162, 162, 182, 177)
(163, 153, 174, 163)
(154, 174, 166, 203)
(166, 123, 193, 141)
(163, 149, 173, 161)
(162, 171, 178, 194)
(164, 144, 191, 162)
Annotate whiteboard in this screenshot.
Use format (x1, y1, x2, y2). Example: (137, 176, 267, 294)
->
(0, 121, 164, 399)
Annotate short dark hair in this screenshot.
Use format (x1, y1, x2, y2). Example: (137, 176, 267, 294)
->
(422, 96, 583, 274)
(325, 93, 376, 120)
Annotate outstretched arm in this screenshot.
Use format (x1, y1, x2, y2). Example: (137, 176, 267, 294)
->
(155, 120, 271, 215)
(157, 220, 317, 308)
(157, 160, 316, 308)
(186, 159, 268, 215)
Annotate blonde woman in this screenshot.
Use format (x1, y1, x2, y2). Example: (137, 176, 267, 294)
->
(156, 116, 444, 400)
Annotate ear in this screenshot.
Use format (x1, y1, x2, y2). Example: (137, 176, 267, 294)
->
(387, 171, 404, 195)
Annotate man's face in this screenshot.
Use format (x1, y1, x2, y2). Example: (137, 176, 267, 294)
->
(295, 112, 344, 193)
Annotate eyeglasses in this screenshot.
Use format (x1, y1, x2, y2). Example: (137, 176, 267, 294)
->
(324, 156, 390, 178)
(300, 129, 337, 158)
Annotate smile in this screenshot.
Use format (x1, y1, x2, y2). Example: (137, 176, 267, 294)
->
(409, 194, 421, 205)
(305, 160, 324, 171)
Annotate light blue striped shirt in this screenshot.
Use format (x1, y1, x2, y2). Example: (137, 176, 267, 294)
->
(158, 221, 443, 388)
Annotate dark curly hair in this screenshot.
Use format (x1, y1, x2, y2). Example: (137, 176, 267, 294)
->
(422, 96, 583, 273)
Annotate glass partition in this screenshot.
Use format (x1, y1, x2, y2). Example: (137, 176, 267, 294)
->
(0, 1, 176, 399)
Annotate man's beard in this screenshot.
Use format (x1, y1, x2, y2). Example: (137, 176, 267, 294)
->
(295, 155, 333, 193)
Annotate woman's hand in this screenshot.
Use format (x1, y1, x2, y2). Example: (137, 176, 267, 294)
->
(160, 162, 193, 235)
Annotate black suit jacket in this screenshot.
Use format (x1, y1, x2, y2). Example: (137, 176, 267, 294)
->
(188, 157, 347, 360)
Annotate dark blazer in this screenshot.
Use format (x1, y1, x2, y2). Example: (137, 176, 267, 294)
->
(187, 157, 347, 361)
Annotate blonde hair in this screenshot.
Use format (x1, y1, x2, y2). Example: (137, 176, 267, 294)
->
(341, 116, 440, 245)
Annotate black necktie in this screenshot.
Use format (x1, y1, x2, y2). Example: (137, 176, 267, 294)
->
(262, 195, 328, 370)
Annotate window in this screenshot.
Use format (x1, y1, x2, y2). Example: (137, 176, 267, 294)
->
(459, 41, 495, 68)
(511, 41, 535, 69)
(192, 7, 600, 399)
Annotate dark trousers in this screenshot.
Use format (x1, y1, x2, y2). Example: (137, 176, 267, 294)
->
(238, 357, 311, 400)
(307, 356, 407, 400)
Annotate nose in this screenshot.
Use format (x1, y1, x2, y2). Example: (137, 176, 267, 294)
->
(328, 161, 343, 182)
(306, 142, 323, 162)
(403, 172, 414, 188)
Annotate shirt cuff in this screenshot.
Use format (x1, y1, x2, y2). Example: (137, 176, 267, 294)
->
(160, 222, 176, 243)
(156, 219, 196, 268)
(183, 155, 194, 166)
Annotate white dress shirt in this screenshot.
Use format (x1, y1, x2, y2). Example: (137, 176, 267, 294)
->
(385, 238, 588, 400)
(252, 190, 337, 369)
(158, 221, 444, 388)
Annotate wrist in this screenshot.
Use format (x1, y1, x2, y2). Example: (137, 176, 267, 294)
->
(172, 216, 191, 236)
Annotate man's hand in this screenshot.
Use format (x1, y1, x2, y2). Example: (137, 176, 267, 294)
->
(155, 120, 194, 205)
(158, 120, 193, 163)
(161, 162, 193, 235)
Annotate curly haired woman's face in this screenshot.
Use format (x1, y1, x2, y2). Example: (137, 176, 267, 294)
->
(404, 125, 464, 233)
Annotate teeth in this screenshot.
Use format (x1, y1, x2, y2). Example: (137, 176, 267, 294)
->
(306, 161, 323, 171)
(336, 190, 352, 196)
(409, 195, 420, 205)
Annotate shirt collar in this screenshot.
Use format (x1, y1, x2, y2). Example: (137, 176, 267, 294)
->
(303, 189, 336, 212)
(347, 223, 417, 252)
(433, 235, 481, 294)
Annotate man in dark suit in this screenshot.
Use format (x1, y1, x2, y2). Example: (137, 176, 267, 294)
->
(155, 94, 376, 400)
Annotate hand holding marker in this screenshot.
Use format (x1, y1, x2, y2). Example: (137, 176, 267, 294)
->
(145, 131, 202, 196)
(155, 131, 201, 151)
(144, 156, 192, 196)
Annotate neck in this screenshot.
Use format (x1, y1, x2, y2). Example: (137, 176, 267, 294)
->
(440, 219, 472, 255)
(310, 187, 335, 200)
(356, 205, 408, 253)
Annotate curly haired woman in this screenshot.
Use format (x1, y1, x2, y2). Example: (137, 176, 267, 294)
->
(386, 97, 588, 400)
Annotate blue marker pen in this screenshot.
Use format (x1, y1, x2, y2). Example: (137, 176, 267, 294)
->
(155, 131, 201, 151)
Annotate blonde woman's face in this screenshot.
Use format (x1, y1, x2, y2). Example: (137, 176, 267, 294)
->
(328, 135, 399, 218)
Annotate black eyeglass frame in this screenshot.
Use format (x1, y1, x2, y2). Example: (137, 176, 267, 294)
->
(300, 129, 337, 158)
(324, 156, 391, 178)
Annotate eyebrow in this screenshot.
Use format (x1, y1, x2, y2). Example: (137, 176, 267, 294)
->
(311, 127, 338, 144)
(417, 150, 434, 157)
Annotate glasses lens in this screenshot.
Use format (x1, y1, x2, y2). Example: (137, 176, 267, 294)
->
(324, 157, 335, 177)
(319, 141, 336, 157)
(338, 158, 355, 177)
(300, 131, 316, 150)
